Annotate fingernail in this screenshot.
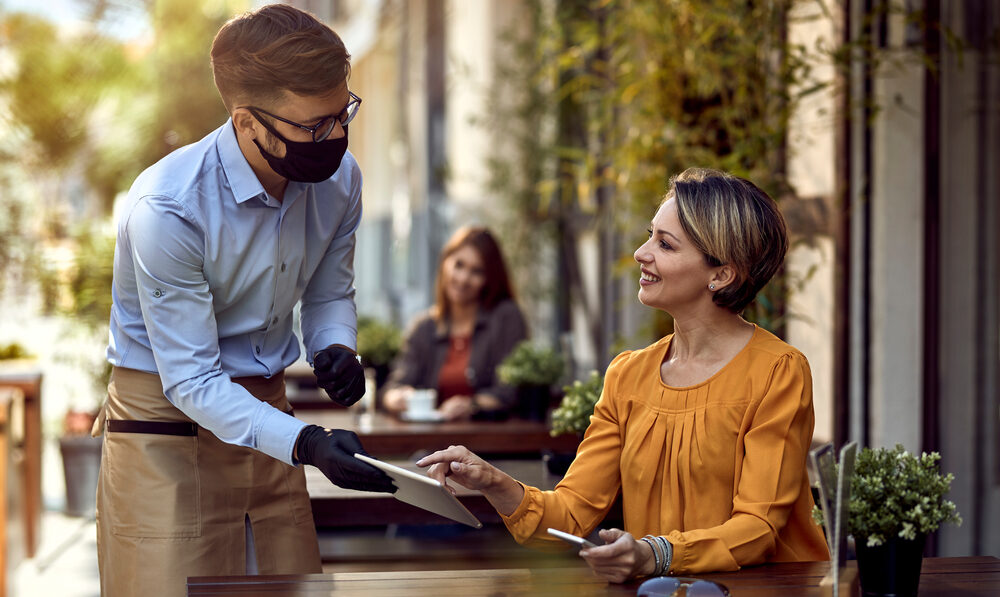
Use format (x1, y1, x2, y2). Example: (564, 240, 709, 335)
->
(451, 462, 462, 471)
(415, 457, 426, 465)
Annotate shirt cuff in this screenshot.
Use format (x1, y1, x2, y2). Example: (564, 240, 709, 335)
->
(256, 408, 308, 465)
(308, 328, 358, 361)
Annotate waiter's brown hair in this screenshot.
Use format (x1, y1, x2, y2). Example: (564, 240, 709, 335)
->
(210, 3, 350, 112)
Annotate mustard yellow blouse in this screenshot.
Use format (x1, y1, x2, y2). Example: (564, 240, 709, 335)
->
(501, 325, 830, 574)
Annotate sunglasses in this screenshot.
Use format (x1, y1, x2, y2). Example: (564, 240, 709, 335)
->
(636, 576, 731, 597)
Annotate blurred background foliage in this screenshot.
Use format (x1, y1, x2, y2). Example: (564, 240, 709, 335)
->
(0, 1, 241, 300)
(485, 0, 830, 361)
(0, 0, 244, 395)
(0, 0, 952, 377)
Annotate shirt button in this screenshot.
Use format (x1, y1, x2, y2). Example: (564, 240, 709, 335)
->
(280, 263, 287, 272)
(152, 289, 162, 298)
(255, 346, 261, 354)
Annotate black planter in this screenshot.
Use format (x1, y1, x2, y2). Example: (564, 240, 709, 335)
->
(543, 449, 575, 476)
(855, 534, 926, 597)
(517, 384, 551, 422)
(59, 434, 103, 518)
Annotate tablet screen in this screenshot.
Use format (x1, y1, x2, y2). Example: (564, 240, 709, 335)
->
(354, 453, 483, 529)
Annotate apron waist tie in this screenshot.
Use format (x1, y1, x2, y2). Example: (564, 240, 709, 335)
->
(106, 419, 198, 436)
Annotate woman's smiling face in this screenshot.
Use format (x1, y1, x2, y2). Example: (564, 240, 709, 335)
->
(633, 198, 717, 312)
(442, 244, 487, 308)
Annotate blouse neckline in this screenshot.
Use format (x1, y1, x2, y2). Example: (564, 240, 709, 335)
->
(656, 323, 761, 390)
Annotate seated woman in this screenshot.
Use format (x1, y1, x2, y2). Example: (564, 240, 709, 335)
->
(383, 226, 527, 421)
(417, 168, 829, 581)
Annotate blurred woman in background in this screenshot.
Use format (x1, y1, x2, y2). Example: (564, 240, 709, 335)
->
(383, 226, 527, 421)
(417, 168, 829, 581)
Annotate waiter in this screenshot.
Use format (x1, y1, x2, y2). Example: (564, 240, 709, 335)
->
(95, 5, 394, 596)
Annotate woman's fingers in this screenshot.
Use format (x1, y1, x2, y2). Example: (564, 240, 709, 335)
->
(599, 528, 626, 544)
(424, 461, 451, 486)
(416, 445, 492, 490)
(415, 445, 471, 468)
(580, 530, 640, 584)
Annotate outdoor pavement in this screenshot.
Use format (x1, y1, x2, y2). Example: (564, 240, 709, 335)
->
(13, 511, 100, 596)
(13, 437, 100, 597)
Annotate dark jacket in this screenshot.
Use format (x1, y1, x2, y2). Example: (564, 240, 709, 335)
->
(385, 299, 527, 410)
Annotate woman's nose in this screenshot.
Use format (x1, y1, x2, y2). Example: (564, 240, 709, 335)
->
(634, 242, 651, 264)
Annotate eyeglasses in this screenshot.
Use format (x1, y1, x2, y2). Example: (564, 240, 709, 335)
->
(636, 576, 730, 597)
(243, 91, 362, 142)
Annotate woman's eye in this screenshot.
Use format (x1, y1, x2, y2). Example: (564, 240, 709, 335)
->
(646, 227, 653, 239)
(659, 240, 672, 250)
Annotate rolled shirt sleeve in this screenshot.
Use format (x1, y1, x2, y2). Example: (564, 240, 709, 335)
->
(107, 122, 364, 465)
(122, 194, 306, 464)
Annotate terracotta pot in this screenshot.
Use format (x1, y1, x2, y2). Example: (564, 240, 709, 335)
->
(855, 533, 927, 597)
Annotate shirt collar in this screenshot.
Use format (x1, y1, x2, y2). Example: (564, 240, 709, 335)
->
(217, 118, 269, 205)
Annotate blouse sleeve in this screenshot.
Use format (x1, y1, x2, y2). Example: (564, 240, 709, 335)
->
(667, 352, 816, 573)
(499, 351, 631, 548)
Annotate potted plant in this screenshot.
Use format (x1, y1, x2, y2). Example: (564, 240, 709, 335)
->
(356, 316, 402, 392)
(0, 342, 33, 363)
(814, 444, 961, 597)
(58, 359, 110, 518)
(550, 370, 603, 438)
(545, 370, 603, 475)
(496, 341, 565, 422)
(41, 225, 115, 518)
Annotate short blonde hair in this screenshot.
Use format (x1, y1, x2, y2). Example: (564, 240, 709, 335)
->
(665, 167, 788, 313)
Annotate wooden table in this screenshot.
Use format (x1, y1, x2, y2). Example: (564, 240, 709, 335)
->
(0, 368, 41, 560)
(0, 388, 24, 597)
(188, 556, 1000, 596)
(297, 410, 580, 458)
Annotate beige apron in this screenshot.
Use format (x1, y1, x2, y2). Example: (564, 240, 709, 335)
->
(94, 367, 321, 597)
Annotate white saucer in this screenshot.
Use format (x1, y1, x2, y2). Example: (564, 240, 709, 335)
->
(401, 411, 445, 423)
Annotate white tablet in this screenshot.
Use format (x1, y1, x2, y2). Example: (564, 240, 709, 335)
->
(354, 453, 483, 529)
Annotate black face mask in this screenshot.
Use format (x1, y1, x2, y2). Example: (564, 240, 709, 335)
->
(252, 117, 348, 183)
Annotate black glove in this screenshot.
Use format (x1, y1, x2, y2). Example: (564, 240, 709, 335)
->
(313, 344, 366, 407)
(296, 425, 396, 493)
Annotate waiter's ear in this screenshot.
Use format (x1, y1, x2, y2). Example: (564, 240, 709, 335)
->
(232, 108, 258, 140)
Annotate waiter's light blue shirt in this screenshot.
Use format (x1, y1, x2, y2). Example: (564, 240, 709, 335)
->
(107, 120, 361, 465)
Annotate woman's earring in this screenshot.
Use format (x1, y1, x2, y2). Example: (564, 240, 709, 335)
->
(709, 284, 716, 290)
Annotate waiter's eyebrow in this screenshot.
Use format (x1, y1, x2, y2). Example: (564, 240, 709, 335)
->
(302, 112, 335, 124)
(304, 95, 352, 123)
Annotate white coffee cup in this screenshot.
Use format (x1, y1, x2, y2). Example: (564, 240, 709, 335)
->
(406, 388, 437, 418)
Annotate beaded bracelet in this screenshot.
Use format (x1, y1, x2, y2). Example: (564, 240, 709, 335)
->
(640, 535, 661, 576)
(654, 536, 673, 575)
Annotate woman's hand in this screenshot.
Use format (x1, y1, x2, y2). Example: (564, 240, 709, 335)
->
(438, 395, 475, 421)
(382, 386, 413, 414)
(416, 445, 524, 515)
(579, 529, 656, 584)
